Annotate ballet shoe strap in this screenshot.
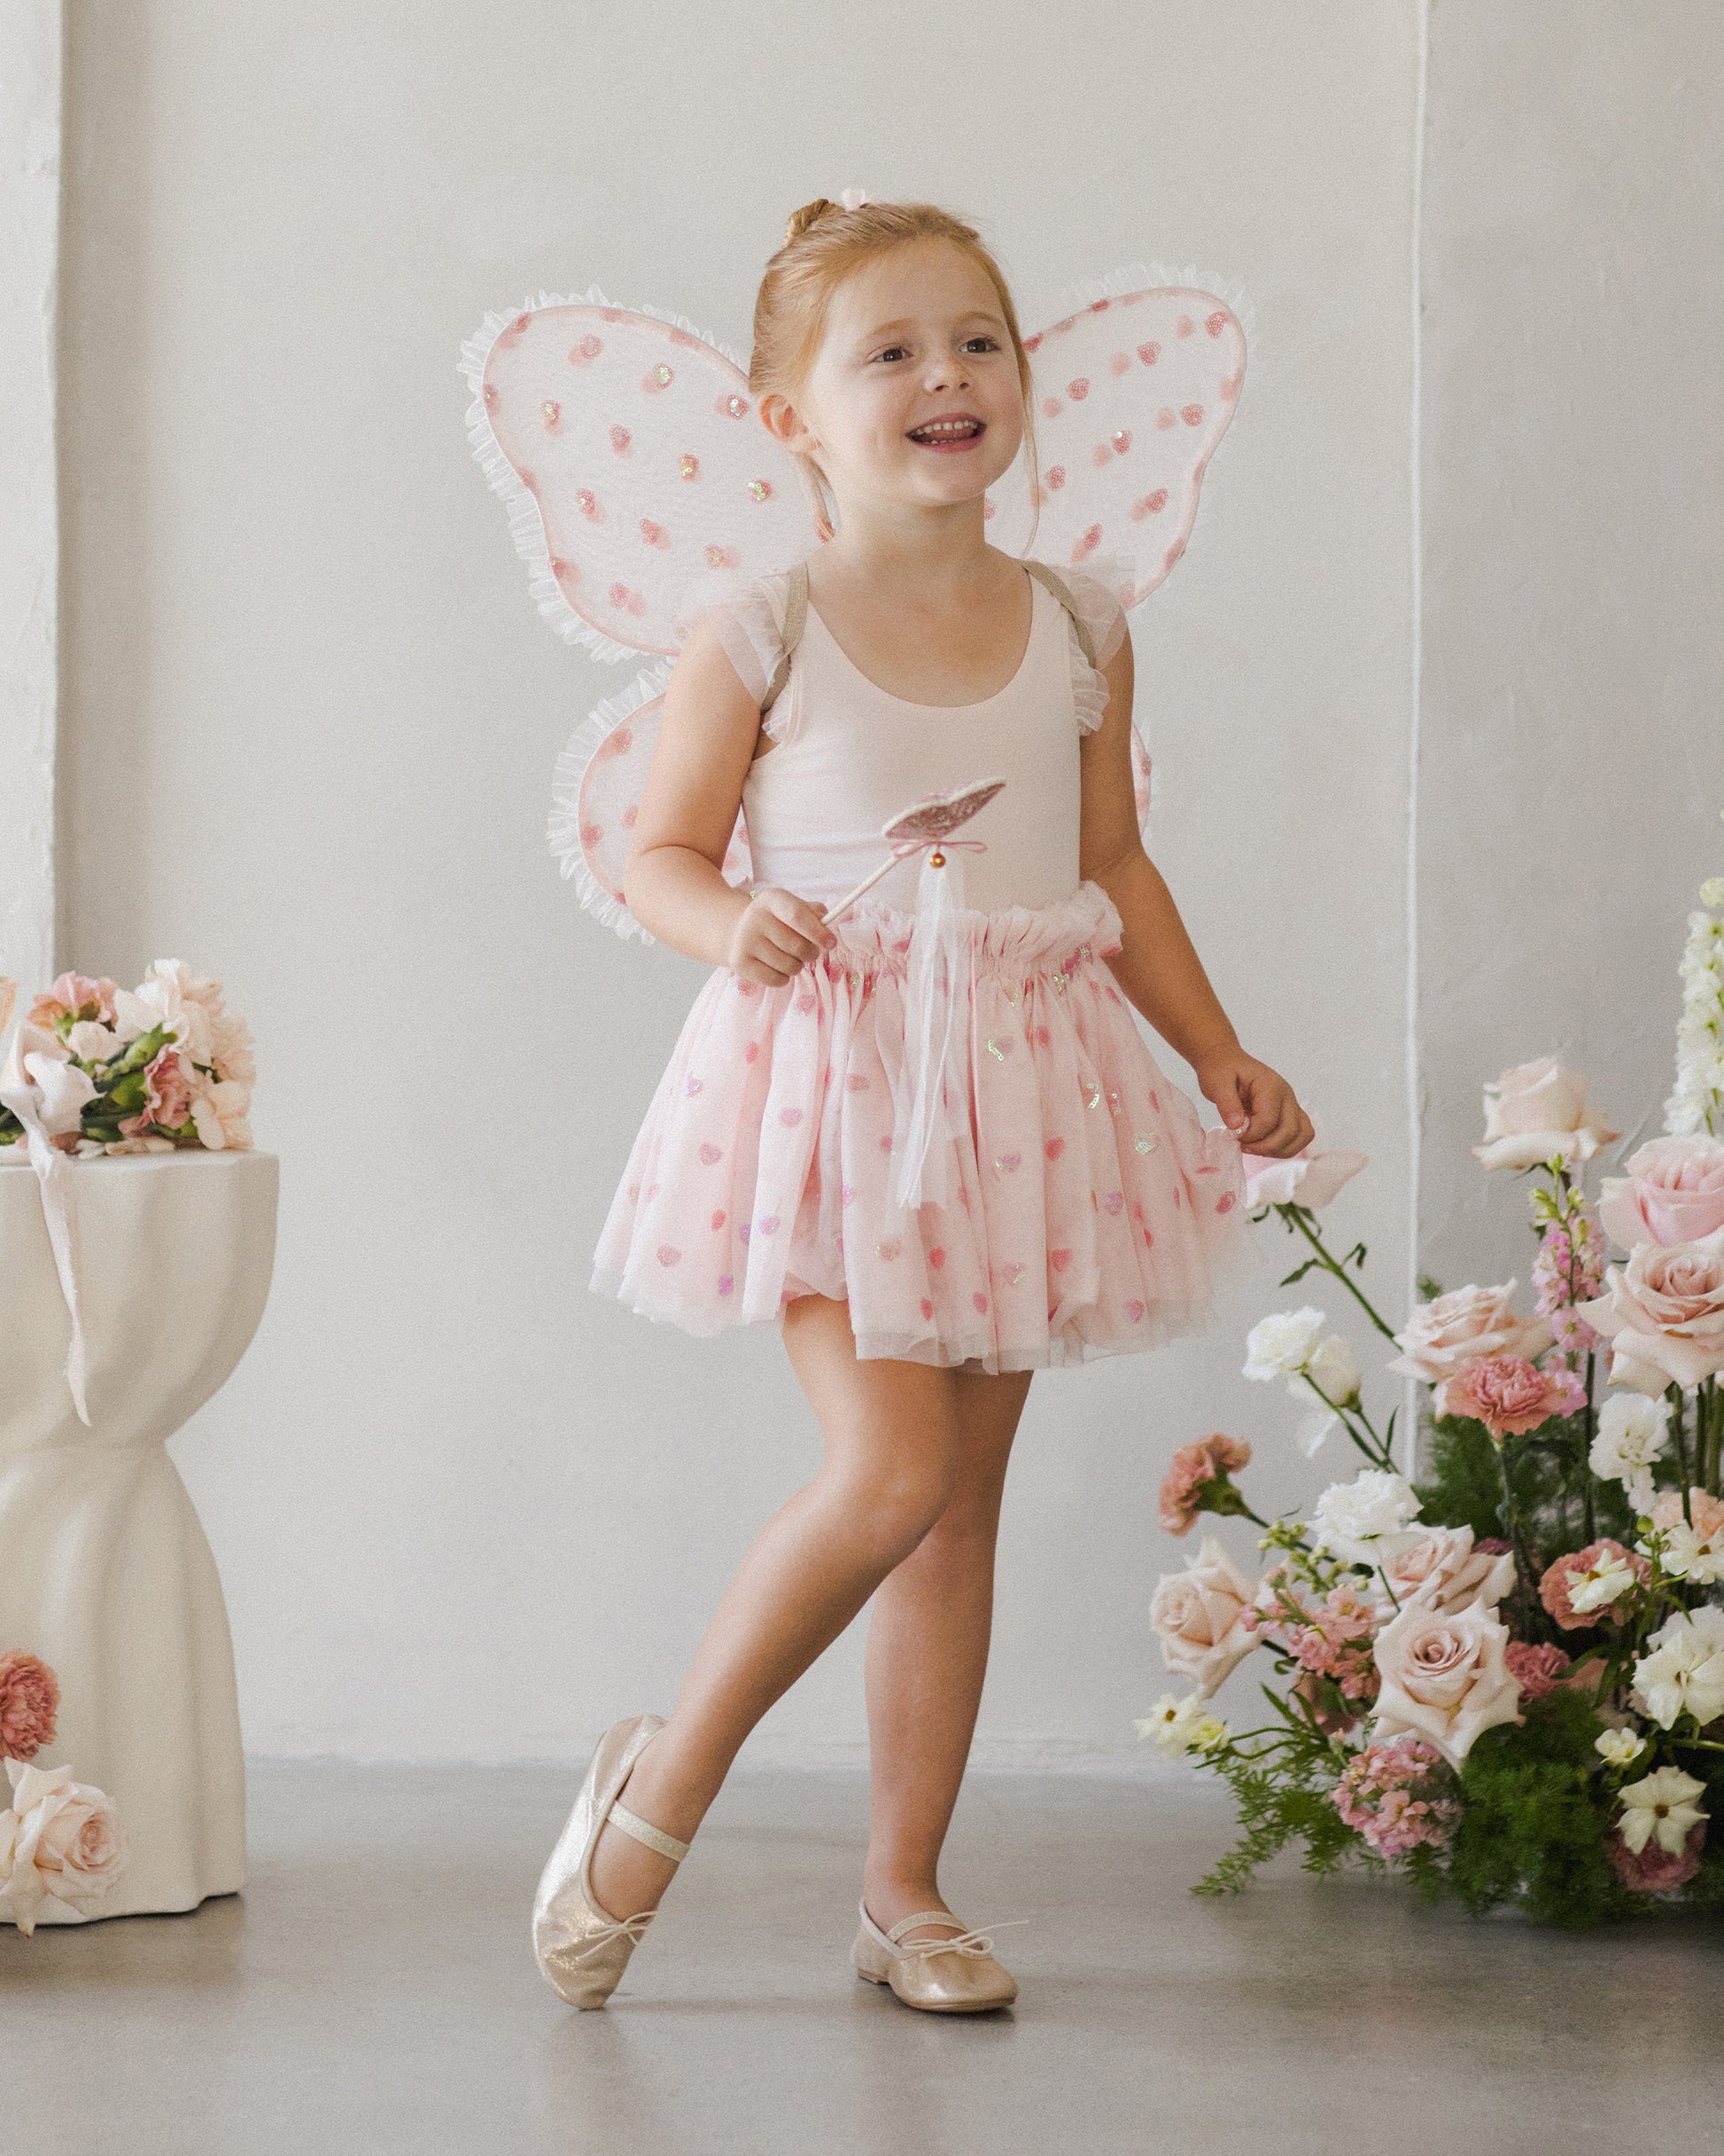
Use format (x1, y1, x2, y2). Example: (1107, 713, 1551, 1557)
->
(883, 1911, 1030, 1958)
(605, 1799, 690, 1863)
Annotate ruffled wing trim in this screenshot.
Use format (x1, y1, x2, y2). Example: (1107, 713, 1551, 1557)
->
(547, 660, 674, 942)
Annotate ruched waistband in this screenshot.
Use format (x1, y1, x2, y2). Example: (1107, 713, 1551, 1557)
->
(825, 878, 1123, 981)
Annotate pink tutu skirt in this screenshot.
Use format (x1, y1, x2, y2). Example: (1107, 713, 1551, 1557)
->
(590, 881, 1249, 1373)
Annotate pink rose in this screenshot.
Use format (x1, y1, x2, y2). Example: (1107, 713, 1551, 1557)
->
(1537, 1539, 1650, 1632)
(1386, 1282, 1554, 1385)
(1149, 1535, 1259, 1699)
(1240, 1144, 1368, 1210)
(1370, 1525, 1518, 1617)
(0, 1759, 128, 1935)
(1600, 1136, 1724, 1251)
(1371, 1599, 1524, 1768)
(1472, 1057, 1619, 1172)
(1577, 1227, 1724, 1392)
(0, 1653, 60, 1762)
(1605, 1820, 1705, 1894)
(1434, 1352, 1580, 1439)
(1503, 1639, 1572, 1702)
(1157, 1433, 1251, 1537)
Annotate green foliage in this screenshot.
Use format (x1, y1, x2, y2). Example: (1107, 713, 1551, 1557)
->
(1425, 1693, 1635, 1929)
(1194, 1736, 1360, 1896)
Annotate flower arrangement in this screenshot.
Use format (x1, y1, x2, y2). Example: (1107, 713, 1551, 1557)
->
(1143, 849, 1724, 1928)
(0, 964, 254, 1156)
(0, 1651, 127, 1935)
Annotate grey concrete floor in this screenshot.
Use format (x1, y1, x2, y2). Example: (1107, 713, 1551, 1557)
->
(2, 1758, 1720, 2154)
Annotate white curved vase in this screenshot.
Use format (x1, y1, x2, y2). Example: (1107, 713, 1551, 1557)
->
(0, 1150, 277, 1922)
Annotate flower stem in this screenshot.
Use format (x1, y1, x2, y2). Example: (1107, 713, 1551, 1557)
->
(1277, 1205, 1401, 1341)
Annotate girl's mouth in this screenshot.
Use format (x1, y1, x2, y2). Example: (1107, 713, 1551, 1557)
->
(906, 416, 985, 453)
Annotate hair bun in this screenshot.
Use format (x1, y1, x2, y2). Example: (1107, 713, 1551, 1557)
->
(783, 198, 842, 245)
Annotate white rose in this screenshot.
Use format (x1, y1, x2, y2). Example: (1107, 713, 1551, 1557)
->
(1472, 1056, 1619, 1172)
(1386, 1281, 1554, 1384)
(1588, 1393, 1673, 1513)
(1148, 1535, 1260, 1700)
(1631, 1606, 1724, 1730)
(1617, 1764, 1708, 1857)
(1243, 1306, 1327, 1382)
(0, 1759, 128, 1936)
(1310, 1469, 1425, 1568)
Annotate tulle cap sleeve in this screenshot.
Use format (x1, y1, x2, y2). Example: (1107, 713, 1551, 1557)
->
(1055, 556, 1131, 736)
(671, 568, 792, 715)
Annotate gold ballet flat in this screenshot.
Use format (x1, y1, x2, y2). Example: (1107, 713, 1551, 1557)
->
(532, 1712, 691, 2009)
(851, 1900, 1023, 2012)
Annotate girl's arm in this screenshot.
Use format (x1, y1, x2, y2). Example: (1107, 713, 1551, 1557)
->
(1077, 626, 1314, 1159)
(622, 619, 837, 985)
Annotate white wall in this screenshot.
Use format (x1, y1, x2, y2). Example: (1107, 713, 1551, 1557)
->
(1418, 2, 1724, 1292)
(58, 1, 1417, 1763)
(0, 0, 59, 991)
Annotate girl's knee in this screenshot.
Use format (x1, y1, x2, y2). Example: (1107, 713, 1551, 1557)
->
(827, 1445, 959, 1562)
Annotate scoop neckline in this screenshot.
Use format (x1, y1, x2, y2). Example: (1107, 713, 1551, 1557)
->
(802, 565, 1039, 712)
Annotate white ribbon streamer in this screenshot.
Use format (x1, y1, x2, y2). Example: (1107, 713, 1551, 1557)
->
(889, 848, 975, 1215)
(0, 1036, 92, 1425)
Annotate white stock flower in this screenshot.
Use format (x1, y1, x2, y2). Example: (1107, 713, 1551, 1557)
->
(1595, 1726, 1645, 1768)
(1309, 1469, 1424, 1568)
(1664, 893, 1724, 1138)
(1136, 1693, 1224, 1759)
(1588, 1393, 1673, 1512)
(1243, 1307, 1326, 1382)
(1616, 1765, 1708, 1856)
(1632, 1606, 1724, 1730)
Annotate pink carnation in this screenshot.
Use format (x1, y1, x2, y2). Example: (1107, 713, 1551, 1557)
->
(120, 1047, 193, 1141)
(1332, 1735, 1459, 1858)
(0, 1652, 60, 1762)
(1537, 1539, 1650, 1632)
(1158, 1434, 1251, 1537)
(25, 972, 117, 1030)
(1606, 1820, 1705, 1894)
(1650, 1488, 1724, 1540)
(1503, 1639, 1572, 1702)
(1435, 1351, 1579, 1439)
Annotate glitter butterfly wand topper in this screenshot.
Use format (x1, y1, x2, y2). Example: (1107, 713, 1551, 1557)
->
(818, 775, 1006, 927)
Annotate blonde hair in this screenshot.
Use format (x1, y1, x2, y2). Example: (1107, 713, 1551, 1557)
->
(750, 197, 1040, 533)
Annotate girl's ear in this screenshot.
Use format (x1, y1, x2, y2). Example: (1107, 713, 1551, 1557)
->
(757, 389, 819, 457)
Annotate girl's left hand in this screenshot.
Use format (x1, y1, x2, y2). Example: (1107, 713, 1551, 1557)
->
(1192, 1048, 1315, 1158)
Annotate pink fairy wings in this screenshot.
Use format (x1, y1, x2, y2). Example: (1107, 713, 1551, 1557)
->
(460, 290, 825, 663)
(462, 263, 1252, 941)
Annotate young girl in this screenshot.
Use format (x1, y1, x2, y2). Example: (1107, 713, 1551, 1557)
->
(532, 197, 1313, 2014)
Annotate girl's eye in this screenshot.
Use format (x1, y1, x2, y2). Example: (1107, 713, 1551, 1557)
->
(874, 346, 909, 363)
(962, 338, 999, 353)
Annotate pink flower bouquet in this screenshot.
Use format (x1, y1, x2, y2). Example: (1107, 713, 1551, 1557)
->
(1144, 847, 1724, 1926)
(0, 962, 254, 1158)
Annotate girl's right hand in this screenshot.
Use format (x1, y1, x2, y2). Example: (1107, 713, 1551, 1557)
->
(726, 887, 839, 987)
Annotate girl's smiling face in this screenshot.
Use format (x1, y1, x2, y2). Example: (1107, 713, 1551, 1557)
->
(761, 237, 1027, 518)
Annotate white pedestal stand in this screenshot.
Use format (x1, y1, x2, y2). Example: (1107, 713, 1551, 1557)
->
(0, 1150, 277, 1920)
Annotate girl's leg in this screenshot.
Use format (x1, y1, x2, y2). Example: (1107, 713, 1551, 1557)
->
(586, 1291, 965, 1925)
(860, 1364, 1033, 1943)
